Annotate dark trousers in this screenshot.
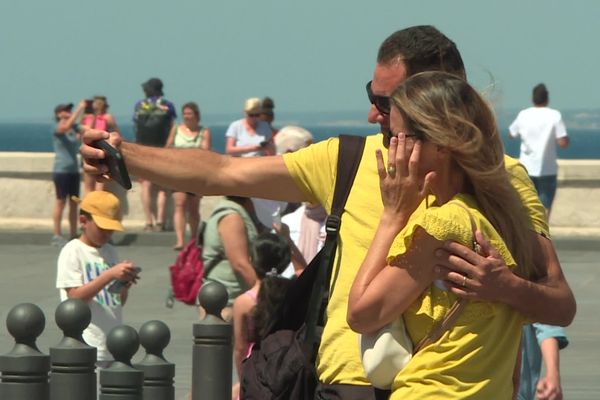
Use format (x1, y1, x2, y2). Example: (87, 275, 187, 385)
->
(315, 383, 390, 400)
(530, 174, 557, 210)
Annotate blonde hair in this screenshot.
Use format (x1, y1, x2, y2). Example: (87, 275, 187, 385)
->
(392, 71, 536, 279)
(274, 125, 313, 154)
(244, 97, 262, 113)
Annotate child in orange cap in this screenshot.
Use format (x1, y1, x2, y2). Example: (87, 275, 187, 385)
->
(55, 191, 139, 368)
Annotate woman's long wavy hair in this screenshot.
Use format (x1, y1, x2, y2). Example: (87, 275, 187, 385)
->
(391, 71, 537, 279)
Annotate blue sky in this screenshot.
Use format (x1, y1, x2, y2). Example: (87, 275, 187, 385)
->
(1, 0, 598, 121)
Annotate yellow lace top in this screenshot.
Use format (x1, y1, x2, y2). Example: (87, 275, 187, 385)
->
(386, 194, 523, 399)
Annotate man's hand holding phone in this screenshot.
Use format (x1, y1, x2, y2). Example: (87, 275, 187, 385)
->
(81, 130, 123, 179)
(84, 132, 132, 190)
(95, 140, 132, 189)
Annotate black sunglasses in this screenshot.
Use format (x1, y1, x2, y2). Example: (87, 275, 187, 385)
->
(247, 113, 261, 118)
(366, 81, 391, 115)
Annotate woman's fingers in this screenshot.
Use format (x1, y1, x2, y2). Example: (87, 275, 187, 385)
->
(387, 136, 398, 176)
(375, 149, 386, 180)
(395, 133, 407, 176)
(407, 139, 421, 179)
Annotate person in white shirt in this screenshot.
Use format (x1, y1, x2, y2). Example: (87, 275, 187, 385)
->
(509, 83, 569, 214)
(225, 97, 275, 157)
(56, 191, 139, 367)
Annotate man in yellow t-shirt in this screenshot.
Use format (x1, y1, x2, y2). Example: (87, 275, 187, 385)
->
(81, 26, 575, 399)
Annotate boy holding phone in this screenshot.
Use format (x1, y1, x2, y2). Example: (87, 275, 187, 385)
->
(55, 191, 139, 367)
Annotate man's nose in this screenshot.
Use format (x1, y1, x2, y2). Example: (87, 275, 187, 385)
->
(367, 104, 380, 123)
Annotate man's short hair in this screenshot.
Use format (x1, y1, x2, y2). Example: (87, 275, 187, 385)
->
(377, 25, 466, 79)
(532, 83, 549, 105)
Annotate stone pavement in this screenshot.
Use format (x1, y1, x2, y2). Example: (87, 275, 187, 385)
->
(0, 232, 210, 400)
(0, 231, 598, 399)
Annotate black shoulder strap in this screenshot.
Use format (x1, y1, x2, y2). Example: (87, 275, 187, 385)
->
(331, 135, 366, 217)
(325, 134, 366, 294)
(303, 134, 365, 344)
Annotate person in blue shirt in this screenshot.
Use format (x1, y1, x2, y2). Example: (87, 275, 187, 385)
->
(519, 323, 568, 400)
(133, 78, 176, 232)
(52, 100, 85, 246)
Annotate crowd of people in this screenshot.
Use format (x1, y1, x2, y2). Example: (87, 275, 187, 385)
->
(52, 24, 576, 400)
(50, 77, 287, 250)
(51, 78, 322, 395)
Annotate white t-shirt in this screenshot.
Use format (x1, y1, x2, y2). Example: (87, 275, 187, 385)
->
(280, 205, 326, 278)
(225, 119, 272, 157)
(508, 106, 568, 176)
(56, 239, 123, 361)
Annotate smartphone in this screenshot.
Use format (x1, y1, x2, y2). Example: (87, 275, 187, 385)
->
(94, 140, 132, 190)
(84, 99, 94, 114)
(107, 267, 141, 294)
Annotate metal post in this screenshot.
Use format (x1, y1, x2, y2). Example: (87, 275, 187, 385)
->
(49, 298, 97, 400)
(99, 325, 143, 400)
(0, 303, 50, 400)
(192, 281, 232, 400)
(133, 320, 174, 400)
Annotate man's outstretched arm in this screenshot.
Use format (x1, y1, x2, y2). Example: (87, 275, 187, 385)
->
(81, 129, 308, 202)
(434, 231, 576, 327)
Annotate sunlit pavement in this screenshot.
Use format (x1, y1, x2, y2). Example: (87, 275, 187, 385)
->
(0, 232, 597, 399)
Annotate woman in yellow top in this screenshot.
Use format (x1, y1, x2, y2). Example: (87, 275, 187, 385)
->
(348, 71, 542, 399)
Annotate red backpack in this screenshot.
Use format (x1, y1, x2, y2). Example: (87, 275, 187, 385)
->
(169, 239, 204, 305)
(168, 209, 232, 306)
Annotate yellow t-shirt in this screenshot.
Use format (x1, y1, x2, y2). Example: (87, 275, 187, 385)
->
(387, 194, 522, 399)
(283, 134, 548, 386)
(505, 155, 549, 237)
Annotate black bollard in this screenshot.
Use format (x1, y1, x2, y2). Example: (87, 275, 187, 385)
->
(0, 303, 50, 400)
(192, 281, 232, 400)
(99, 325, 144, 400)
(49, 298, 97, 400)
(133, 320, 175, 400)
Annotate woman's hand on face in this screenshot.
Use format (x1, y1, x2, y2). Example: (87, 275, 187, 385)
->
(375, 133, 435, 225)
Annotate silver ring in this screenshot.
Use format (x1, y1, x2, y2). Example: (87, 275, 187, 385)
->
(461, 275, 467, 287)
(387, 165, 396, 175)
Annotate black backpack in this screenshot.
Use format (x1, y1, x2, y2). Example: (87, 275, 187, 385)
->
(135, 98, 172, 147)
(240, 135, 366, 400)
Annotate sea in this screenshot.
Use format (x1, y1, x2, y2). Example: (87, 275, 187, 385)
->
(0, 121, 598, 159)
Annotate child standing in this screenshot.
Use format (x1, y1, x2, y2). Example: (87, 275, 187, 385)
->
(231, 232, 292, 398)
(51, 100, 85, 246)
(56, 191, 139, 367)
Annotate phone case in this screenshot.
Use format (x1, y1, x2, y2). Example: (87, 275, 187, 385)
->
(95, 141, 132, 190)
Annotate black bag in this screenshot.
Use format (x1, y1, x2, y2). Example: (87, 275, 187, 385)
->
(240, 135, 366, 400)
(239, 326, 317, 400)
(135, 97, 172, 146)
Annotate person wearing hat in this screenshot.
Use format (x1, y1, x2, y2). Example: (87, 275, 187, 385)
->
(225, 97, 275, 157)
(52, 100, 86, 247)
(56, 191, 139, 367)
(133, 77, 177, 232)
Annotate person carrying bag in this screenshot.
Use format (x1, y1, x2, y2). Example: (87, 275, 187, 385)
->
(240, 135, 366, 400)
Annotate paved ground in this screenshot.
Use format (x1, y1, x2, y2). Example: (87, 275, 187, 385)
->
(0, 231, 209, 400)
(0, 231, 598, 399)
